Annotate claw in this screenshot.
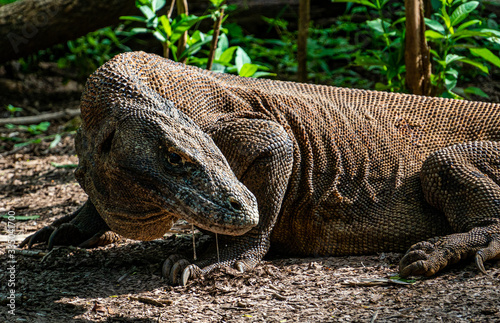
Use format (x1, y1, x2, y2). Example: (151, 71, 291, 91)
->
(79, 235, 103, 248)
(182, 266, 192, 286)
(182, 264, 202, 286)
(235, 261, 245, 273)
(171, 259, 191, 285)
(47, 223, 83, 250)
(79, 231, 120, 248)
(162, 254, 182, 279)
(19, 226, 56, 249)
(475, 251, 487, 275)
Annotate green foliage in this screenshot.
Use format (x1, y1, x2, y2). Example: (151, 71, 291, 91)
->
(332, 0, 406, 92)
(192, 33, 275, 77)
(424, 0, 500, 98)
(121, 0, 210, 62)
(57, 26, 131, 77)
(5, 104, 23, 118)
(3, 122, 63, 149)
(229, 18, 297, 77)
(332, 0, 500, 97)
(50, 162, 78, 168)
(18, 122, 50, 135)
(18, 26, 130, 77)
(121, 0, 270, 77)
(1, 214, 40, 221)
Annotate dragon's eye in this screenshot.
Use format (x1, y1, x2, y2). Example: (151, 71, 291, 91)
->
(167, 152, 183, 166)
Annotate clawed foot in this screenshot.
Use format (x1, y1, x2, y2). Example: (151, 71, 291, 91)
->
(162, 254, 251, 286)
(400, 232, 500, 277)
(399, 240, 450, 277)
(20, 223, 120, 250)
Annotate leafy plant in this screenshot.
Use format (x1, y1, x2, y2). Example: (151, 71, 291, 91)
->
(424, 0, 500, 97)
(57, 26, 131, 77)
(121, 0, 210, 62)
(333, 0, 407, 92)
(192, 33, 275, 77)
(121, 0, 272, 77)
(7, 121, 50, 135)
(332, 0, 500, 97)
(3, 122, 63, 149)
(230, 18, 297, 77)
(5, 104, 23, 118)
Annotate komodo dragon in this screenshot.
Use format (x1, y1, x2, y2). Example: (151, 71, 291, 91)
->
(22, 51, 500, 285)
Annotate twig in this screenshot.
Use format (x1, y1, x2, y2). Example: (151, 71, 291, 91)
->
(176, 0, 189, 63)
(167, 0, 176, 19)
(206, 1, 226, 71)
(129, 296, 173, 307)
(0, 108, 80, 126)
(11, 249, 47, 257)
(0, 144, 27, 157)
(163, 0, 177, 59)
(192, 224, 197, 260)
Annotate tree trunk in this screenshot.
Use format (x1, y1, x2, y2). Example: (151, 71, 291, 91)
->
(297, 0, 310, 83)
(0, 0, 138, 64)
(405, 0, 432, 96)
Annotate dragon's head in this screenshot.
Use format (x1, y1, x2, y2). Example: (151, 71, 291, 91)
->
(75, 64, 259, 241)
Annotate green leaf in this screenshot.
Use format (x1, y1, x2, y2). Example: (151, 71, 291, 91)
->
(159, 15, 172, 37)
(170, 14, 209, 43)
(252, 71, 277, 78)
(458, 57, 489, 74)
(464, 86, 489, 98)
(366, 18, 391, 34)
(473, 28, 500, 44)
(1, 215, 40, 221)
(445, 54, 464, 65)
(49, 134, 61, 149)
(424, 18, 445, 34)
(425, 30, 445, 40)
(438, 9, 451, 31)
(153, 30, 167, 42)
(238, 63, 259, 77)
(180, 36, 212, 60)
(392, 17, 406, 27)
(219, 46, 238, 64)
(119, 15, 147, 22)
(235, 47, 252, 72)
(138, 5, 155, 19)
(456, 19, 481, 31)
(445, 67, 459, 79)
(450, 1, 479, 27)
(151, 0, 166, 11)
(216, 33, 229, 53)
(130, 27, 151, 35)
(469, 48, 500, 68)
(354, 55, 385, 67)
(445, 74, 457, 91)
(331, 0, 377, 9)
(51, 162, 78, 168)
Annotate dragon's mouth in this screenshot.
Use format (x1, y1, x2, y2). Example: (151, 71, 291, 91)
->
(94, 198, 177, 241)
(105, 205, 175, 225)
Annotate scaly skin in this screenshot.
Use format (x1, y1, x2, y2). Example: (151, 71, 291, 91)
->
(22, 52, 500, 284)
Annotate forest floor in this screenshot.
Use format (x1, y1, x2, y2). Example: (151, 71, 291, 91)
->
(1, 61, 500, 322)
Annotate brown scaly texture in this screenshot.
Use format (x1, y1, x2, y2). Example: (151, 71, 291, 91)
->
(22, 52, 500, 283)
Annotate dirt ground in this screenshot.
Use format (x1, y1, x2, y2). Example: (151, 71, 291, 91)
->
(1, 64, 500, 322)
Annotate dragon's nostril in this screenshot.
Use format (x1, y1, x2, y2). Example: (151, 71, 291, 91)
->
(228, 197, 242, 211)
